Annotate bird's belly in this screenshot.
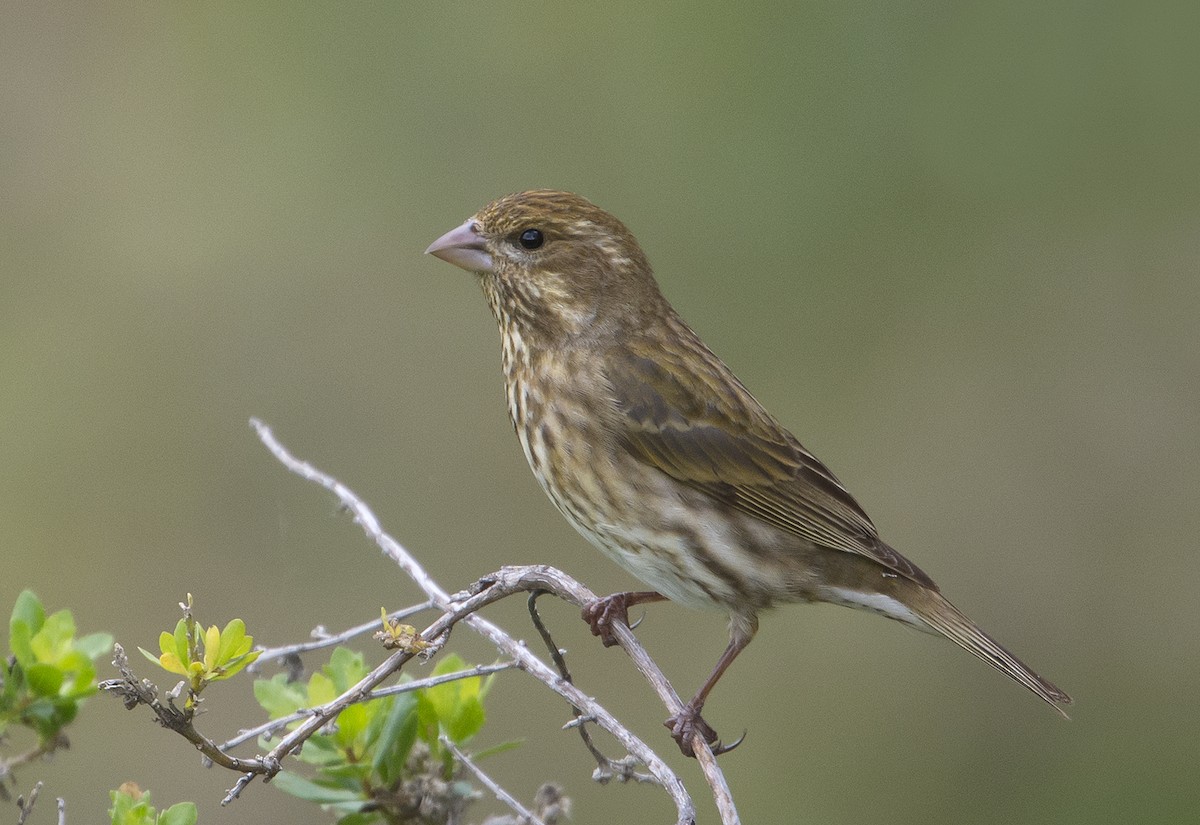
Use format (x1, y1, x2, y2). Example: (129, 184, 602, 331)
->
(512, 390, 821, 612)
(524, 445, 741, 608)
(543, 455, 807, 612)
(574, 520, 733, 611)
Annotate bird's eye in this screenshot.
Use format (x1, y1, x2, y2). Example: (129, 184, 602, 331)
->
(518, 228, 544, 250)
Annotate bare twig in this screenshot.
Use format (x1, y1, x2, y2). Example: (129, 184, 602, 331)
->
(1, 735, 67, 787)
(15, 782, 42, 825)
(441, 736, 547, 825)
(251, 418, 738, 824)
(527, 593, 654, 784)
(252, 603, 434, 666)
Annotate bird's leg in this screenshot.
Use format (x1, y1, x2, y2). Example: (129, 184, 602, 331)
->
(582, 591, 665, 647)
(667, 615, 757, 757)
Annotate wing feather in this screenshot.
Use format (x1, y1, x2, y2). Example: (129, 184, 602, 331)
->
(605, 341, 937, 589)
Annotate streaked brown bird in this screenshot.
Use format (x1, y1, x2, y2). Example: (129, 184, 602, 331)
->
(426, 190, 1071, 757)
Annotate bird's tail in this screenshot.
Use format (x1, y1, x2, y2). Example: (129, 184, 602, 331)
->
(910, 587, 1073, 716)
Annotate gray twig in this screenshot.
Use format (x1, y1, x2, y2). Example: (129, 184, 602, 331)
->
(251, 603, 435, 666)
(15, 782, 42, 825)
(441, 736, 547, 825)
(526, 593, 655, 784)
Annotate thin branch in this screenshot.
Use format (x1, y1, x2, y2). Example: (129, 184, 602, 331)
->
(252, 603, 434, 666)
(15, 782, 42, 825)
(218, 661, 516, 751)
(441, 736, 547, 825)
(99, 645, 270, 775)
(251, 419, 738, 824)
(222, 774, 255, 806)
(527, 593, 654, 785)
(1, 735, 67, 785)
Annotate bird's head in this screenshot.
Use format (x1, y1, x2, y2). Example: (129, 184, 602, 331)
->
(426, 190, 666, 344)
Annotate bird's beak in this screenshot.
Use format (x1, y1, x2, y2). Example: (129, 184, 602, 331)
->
(424, 219, 493, 273)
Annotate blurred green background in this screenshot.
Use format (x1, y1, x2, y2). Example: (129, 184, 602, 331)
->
(3, 2, 1197, 823)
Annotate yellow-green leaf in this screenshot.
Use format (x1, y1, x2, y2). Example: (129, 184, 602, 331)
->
(307, 672, 336, 706)
(203, 625, 220, 672)
(158, 651, 188, 677)
(172, 619, 189, 664)
(214, 648, 261, 681)
(218, 619, 247, 663)
(158, 631, 177, 659)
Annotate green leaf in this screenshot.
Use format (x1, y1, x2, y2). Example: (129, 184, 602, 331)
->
(157, 802, 198, 825)
(217, 619, 247, 663)
(24, 662, 65, 696)
(272, 771, 366, 806)
(324, 648, 367, 694)
(423, 654, 486, 744)
(139, 646, 165, 667)
(371, 692, 419, 786)
(212, 648, 261, 681)
(253, 673, 307, 719)
(335, 812, 381, 825)
(9, 621, 36, 669)
(31, 610, 76, 664)
(172, 619, 190, 665)
(307, 672, 336, 706)
(109, 787, 156, 825)
(77, 632, 114, 660)
(334, 702, 370, 750)
(22, 696, 62, 739)
(423, 655, 465, 721)
(10, 590, 45, 639)
(107, 789, 197, 825)
(157, 651, 190, 678)
(315, 761, 373, 784)
(9, 626, 33, 668)
(202, 625, 220, 672)
(56, 650, 97, 697)
(445, 695, 485, 743)
(415, 691, 438, 747)
(291, 734, 344, 767)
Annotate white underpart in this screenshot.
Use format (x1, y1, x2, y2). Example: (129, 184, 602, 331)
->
(822, 586, 929, 631)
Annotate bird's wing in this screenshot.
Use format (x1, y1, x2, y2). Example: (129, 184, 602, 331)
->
(604, 342, 936, 588)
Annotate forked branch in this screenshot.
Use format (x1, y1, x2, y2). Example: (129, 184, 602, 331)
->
(248, 418, 739, 825)
(103, 420, 741, 825)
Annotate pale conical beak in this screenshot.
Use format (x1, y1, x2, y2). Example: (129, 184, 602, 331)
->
(424, 219, 493, 273)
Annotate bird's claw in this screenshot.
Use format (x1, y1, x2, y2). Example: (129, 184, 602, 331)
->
(665, 703, 745, 758)
(712, 729, 747, 755)
(581, 595, 629, 647)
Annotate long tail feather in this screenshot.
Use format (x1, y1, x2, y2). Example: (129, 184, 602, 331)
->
(913, 589, 1072, 715)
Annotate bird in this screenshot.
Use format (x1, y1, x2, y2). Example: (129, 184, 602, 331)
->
(425, 189, 1071, 757)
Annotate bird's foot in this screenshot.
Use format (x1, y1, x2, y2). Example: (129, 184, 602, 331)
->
(581, 594, 633, 647)
(581, 591, 662, 647)
(665, 703, 745, 758)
